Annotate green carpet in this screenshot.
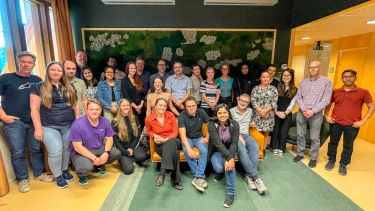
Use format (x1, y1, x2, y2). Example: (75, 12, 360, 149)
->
(101, 151, 363, 211)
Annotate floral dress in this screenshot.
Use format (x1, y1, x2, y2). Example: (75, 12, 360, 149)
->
(251, 85, 278, 132)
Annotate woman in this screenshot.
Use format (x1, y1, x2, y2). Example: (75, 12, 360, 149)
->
(30, 61, 80, 189)
(271, 68, 297, 156)
(112, 99, 147, 175)
(233, 63, 256, 104)
(121, 62, 145, 130)
(145, 98, 182, 190)
(208, 104, 239, 208)
(97, 66, 122, 122)
(216, 64, 234, 108)
(146, 76, 177, 116)
(200, 67, 221, 117)
(251, 71, 278, 158)
(82, 66, 98, 100)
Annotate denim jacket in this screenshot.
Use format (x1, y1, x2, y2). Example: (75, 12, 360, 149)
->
(96, 80, 122, 109)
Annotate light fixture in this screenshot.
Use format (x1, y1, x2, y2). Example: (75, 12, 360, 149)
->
(302, 37, 311, 40)
(366, 20, 375, 24)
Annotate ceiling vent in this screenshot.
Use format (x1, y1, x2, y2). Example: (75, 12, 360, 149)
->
(101, 0, 175, 5)
(204, 0, 277, 6)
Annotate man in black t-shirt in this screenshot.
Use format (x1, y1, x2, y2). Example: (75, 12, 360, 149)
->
(0, 51, 53, 193)
(178, 96, 210, 192)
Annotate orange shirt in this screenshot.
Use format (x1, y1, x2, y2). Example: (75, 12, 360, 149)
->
(145, 111, 178, 138)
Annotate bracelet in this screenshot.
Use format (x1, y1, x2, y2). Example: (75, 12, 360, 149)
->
(92, 157, 98, 162)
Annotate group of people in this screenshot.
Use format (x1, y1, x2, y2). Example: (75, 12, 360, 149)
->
(0, 50, 373, 208)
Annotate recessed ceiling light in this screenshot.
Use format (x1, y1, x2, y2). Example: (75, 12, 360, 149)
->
(366, 20, 375, 24)
(302, 37, 311, 40)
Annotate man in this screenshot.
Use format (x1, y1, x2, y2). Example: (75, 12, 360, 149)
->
(165, 61, 192, 115)
(100, 56, 126, 81)
(63, 60, 88, 117)
(178, 96, 210, 192)
(136, 56, 151, 94)
(0, 51, 53, 193)
(148, 59, 170, 93)
(69, 100, 121, 185)
(324, 69, 374, 175)
(266, 64, 279, 88)
(230, 94, 267, 195)
(294, 60, 332, 168)
(190, 64, 203, 106)
(75, 50, 88, 79)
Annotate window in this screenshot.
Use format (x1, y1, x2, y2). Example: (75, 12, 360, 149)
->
(0, 12, 7, 74)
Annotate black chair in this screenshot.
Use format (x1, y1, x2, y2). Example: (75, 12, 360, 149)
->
(286, 113, 330, 148)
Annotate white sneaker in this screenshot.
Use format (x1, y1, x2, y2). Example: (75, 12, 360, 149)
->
(278, 150, 284, 157)
(244, 175, 256, 190)
(18, 180, 30, 193)
(254, 177, 267, 195)
(273, 149, 278, 156)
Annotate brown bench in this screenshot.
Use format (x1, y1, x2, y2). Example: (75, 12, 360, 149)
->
(149, 124, 264, 163)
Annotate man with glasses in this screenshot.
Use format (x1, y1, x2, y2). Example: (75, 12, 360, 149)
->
(294, 60, 332, 168)
(165, 61, 192, 115)
(148, 59, 170, 93)
(230, 94, 267, 195)
(178, 96, 210, 192)
(324, 69, 374, 175)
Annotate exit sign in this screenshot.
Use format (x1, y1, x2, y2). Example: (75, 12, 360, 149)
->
(313, 46, 324, 50)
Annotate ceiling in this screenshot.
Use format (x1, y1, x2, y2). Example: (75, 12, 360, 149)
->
(294, 1, 375, 46)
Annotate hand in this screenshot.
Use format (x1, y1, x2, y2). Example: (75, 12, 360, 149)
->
(187, 148, 196, 158)
(110, 107, 117, 114)
(239, 135, 246, 146)
(353, 120, 365, 128)
(93, 157, 101, 166)
(99, 152, 109, 165)
(259, 109, 267, 117)
(175, 101, 181, 107)
(34, 128, 43, 141)
(153, 134, 161, 144)
(200, 137, 208, 143)
(325, 116, 335, 123)
(225, 158, 235, 171)
(303, 110, 314, 118)
(2, 115, 19, 124)
(250, 122, 256, 128)
(127, 148, 133, 156)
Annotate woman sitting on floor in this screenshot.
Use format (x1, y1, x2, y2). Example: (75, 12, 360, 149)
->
(208, 103, 239, 208)
(145, 98, 182, 190)
(112, 99, 147, 175)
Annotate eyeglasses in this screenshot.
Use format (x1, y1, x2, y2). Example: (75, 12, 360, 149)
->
(342, 75, 355, 79)
(308, 66, 320, 70)
(186, 105, 197, 109)
(238, 99, 249, 104)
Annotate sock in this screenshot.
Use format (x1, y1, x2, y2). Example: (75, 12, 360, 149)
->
(159, 168, 166, 176)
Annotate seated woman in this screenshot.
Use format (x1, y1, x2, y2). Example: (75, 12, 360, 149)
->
(30, 61, 80, 189)
(145, 98, 182, 190)
(82, 66, 98, 100)
(112, 99, 147, 175)
(146, 76, 178, 116)
(208, 103, 239, 208)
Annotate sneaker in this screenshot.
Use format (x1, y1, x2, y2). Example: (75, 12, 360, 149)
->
(293, 155, 304, 163)
(34, 173, 54, 182)
(308, 159, 317, 168)
(273, 149, 278, 156)
(223, 194, 234, 208)
(55, 175, 68, 189)
(325, 160, 335, 171)
(78, 176, 88, 186)
(202, 178, 208, 188)
(214, 173, 224, 182)
(192, 177, 204, 192)
(18, 180, 30, 193)
(244, 175, 256, 190)
(62, 170, 74, 182)
(254, 178, 267, 195)
(97, 167, 107, 176)
(278, 150, 284, 157)
(339, 164, 347, 176)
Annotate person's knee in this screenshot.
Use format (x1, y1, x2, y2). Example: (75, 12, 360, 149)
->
(74, 163, 92, 175)
(122, 165, 134, 175)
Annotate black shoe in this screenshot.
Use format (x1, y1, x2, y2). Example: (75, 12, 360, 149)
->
(339, 164, 347, 176)
(172, 182, 183, 190)
(308, 159, 317, 168)
(214, 173, 224, 182)
(223, 194, 234, 208)
(155, 175, 165, 186)
(325, 160, 335, 171)
(293, 155, 304, 163)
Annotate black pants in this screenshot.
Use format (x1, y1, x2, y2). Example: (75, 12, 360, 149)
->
(219, 96, 232, 108)
(133, 107, 146, 131)
(327, 122, 359, 165)
(270, 113, 292, 152)
(202, 107, 215, 118)
(155, 138, 182, 183)
(118, 147, 147, 175)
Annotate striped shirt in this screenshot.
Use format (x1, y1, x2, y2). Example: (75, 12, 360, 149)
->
(200, 80, 221, 108)
(296, 75, 332, 113)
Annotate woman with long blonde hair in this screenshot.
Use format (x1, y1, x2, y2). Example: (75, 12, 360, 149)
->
(112, 99, 147, 175)
(30, 61, 80, 189)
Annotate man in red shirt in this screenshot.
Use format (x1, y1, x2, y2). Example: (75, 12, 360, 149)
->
(324, 69, 374, 176)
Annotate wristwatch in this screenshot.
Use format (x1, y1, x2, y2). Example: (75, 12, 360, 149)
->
(105, 150, 110, 154)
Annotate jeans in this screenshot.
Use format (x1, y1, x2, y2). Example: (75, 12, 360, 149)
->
(181, 137, 208, 178)
(3, 120, 44, 181)
(237, 134, 259, 177)
(327, 122, 359, 165)
(296, 110, 323, 160)
(211, 152, 236, 195)
(42, 125, 71, 177)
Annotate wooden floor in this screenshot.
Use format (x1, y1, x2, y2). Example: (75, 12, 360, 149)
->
(0, 138, 374, 211)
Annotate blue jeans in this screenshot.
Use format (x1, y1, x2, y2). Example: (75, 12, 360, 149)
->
(211, 152, 236, 195)
(181, 137, 208, 178)
(42, 125, 71, 177)
(237, 133, 259, 177)
(3, 120, 44, 181)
